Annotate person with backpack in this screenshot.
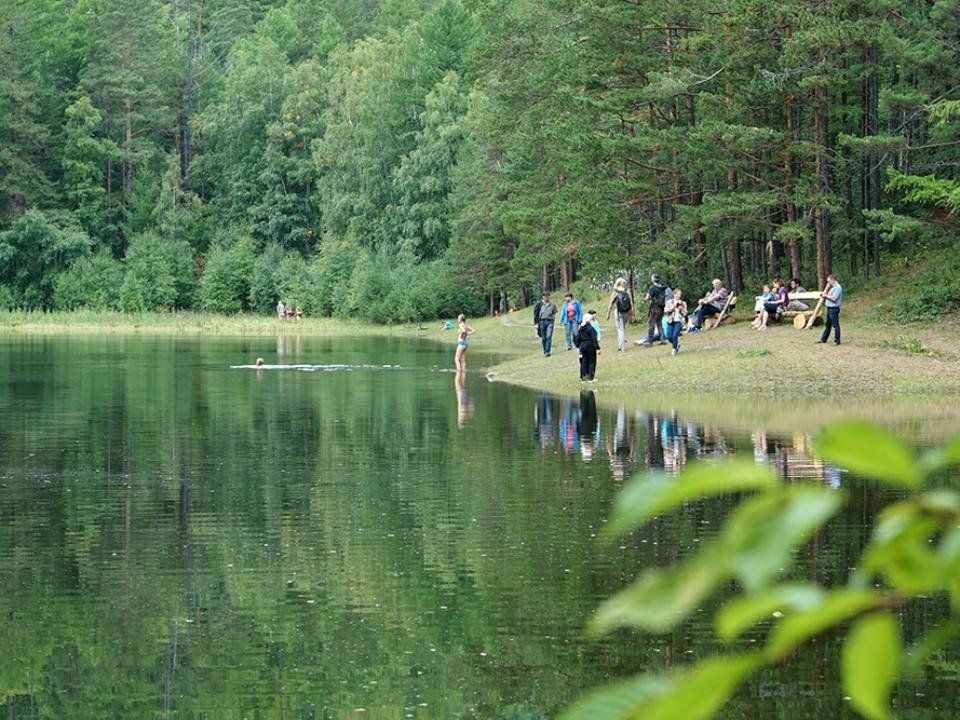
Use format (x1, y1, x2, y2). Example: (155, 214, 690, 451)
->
(644, 273, 667, 347)
(574, 309, 601, 382)
(559, 291, 583, 350)
(605, 277, 633, 352)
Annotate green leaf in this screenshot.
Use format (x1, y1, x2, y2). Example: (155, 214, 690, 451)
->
(558, 675, 672, 720)
(903, 620, 960, 678)
(604, 460, 778, 540)
(864, 502, 942, 593)
(813, 421, 920, 488)
(591, 547, 728, 635)
(716, 583, 825, 641)
(559, 654, 762, 720)
(918, 436, 960, 475)
(723, 488, 843, 592)
(842, 611, 901, 720)
(765, 589, 880, 662)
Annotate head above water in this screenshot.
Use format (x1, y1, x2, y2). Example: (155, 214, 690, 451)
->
(256, 357, 265, 366)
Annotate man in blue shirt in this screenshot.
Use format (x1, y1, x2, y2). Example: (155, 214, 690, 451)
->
(817, 274, 843, 345)
(560, 291, 583, 350)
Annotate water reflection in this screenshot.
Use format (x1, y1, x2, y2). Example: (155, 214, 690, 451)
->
(533, 396, 845, 486)
(454, 371, 474, 428)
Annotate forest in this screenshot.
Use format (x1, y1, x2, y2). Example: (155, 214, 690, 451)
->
(1, 0, 958, 322)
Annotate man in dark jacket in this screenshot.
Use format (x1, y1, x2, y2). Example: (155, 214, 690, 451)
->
(575, 310, 600, 382)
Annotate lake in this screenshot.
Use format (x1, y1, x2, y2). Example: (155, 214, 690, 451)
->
(0, 334, 956, 719)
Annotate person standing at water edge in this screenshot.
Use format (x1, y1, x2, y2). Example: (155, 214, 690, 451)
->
(560, 291, 583, 350)
(644, 273, 667, 346)
(817, 274, 843, 345)
(276, 299, 285, 319)
(606, 277, 633, 352)
(454, 314, 476, 371)
(537, 293, 558, 356)
(575, 310, 600, 382)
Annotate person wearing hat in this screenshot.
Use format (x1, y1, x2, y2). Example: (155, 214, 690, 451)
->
(575, 310, 601, 382)
(643, 273, 667, 346)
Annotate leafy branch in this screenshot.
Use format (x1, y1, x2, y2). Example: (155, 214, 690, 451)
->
(562, 422, 960, 720)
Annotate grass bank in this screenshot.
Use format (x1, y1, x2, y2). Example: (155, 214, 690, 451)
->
(453, 299, 960, 438)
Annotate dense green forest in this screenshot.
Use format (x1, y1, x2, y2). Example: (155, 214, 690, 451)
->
(1, 0, 958, 322)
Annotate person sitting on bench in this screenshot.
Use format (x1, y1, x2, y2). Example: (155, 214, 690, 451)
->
(688, 279, 729, 333)
(756, 277, 789, 329)
(787, 278, 809, 310)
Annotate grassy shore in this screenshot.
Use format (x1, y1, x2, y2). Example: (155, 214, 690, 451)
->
(449, 298, 960, 438)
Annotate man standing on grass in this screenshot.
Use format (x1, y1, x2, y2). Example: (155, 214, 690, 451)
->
(537, 292, 558, 357)
(644, 273, 667, 346)
(560, 291, 583, 351)
(817, 274, 843, 345)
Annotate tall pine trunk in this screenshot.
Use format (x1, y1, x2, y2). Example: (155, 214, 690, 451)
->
(813, 85, 832, 288)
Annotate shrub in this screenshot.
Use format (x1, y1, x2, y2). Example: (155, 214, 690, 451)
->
(199, 234, 257, 312)
(53, 249, 123, 310)
(120, 232, 197, 311)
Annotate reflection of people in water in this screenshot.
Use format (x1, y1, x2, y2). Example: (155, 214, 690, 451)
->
(559, 399, 580, 454)
(454, 371, 474, 428)
(534, 394, 555, 450)
(454, 314, 476, 372)
(577, 391, 599, 461)
(605, 404, 635, 480)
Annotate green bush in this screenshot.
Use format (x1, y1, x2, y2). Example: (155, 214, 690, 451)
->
(120, 232, 197, 311)
(53, 249, 123, 310)
(199, 233, 257, 312)
(890, 250, 960, 322)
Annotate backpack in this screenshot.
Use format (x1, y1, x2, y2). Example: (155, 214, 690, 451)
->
(649, 284, 666, 308)
(615, 290, 632, 313)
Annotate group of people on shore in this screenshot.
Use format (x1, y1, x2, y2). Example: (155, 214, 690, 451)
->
(275, 300, 304, 320)
(449, 271, 843, 384)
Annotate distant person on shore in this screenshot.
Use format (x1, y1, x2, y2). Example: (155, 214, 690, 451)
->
(537, 292, 558, 356)
(575, 310, 601, 382)
(559, 291, 583, 351)
(295, 305, 303, 320)
(817, 274, 843, 345)
(606, 277, 633, 352)
(788, 278, 809, 310)
(643, 273, 667, 347)
(455, 314, 476, 371)
(663, 289, 688, 356)
(688, 279, 728, 333)
(276, 300, 285, 319)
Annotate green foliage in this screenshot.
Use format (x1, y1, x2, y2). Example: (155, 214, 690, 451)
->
(119, 232, 196, 311)
(53, 249, 123, 310)
(199, 233, 257, 312)
(0, 209, 92, 309)
(570, 422, 960, 720)
(886, 247, 960, 322)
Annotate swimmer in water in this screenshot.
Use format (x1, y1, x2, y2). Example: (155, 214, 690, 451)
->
(454, 314, 475, 372)
(256, 357, 265, 366)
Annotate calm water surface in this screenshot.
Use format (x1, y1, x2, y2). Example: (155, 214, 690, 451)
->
(0, 335, 956, 719)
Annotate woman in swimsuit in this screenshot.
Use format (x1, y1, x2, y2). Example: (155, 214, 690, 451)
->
(454, 314, 475, 372)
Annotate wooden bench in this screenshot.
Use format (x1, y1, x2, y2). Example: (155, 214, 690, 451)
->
(753, 291, 823, 329)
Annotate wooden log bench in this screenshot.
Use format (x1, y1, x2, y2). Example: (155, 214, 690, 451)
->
(751, 291, 823, 329)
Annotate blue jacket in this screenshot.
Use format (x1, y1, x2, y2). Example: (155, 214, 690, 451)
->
(560, 299, 583, 326)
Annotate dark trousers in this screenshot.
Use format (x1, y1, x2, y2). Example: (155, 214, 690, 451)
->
(579, 348, 597, 380)
(539, 321, 554, 354)
(820, 306, 841, 344)
(694, 303, 720, 328)
(648, 306, 664, 342)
